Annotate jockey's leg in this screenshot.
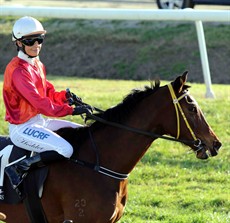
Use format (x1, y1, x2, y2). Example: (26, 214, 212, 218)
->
(5, 115, 76, 190)
(5, 151, 64, 189)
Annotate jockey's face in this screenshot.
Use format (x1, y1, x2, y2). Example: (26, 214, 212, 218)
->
(17, 34, 44, 58)
(17, 39, 42, 58)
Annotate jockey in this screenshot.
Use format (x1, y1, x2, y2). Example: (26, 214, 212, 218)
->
(3, 16, 92, 190)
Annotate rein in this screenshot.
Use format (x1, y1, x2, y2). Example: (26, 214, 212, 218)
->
(88, 113, 195, 145)
(86, 83, 201, 146)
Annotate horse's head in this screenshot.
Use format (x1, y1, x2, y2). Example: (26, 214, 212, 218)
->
(163, 71, 221, 159)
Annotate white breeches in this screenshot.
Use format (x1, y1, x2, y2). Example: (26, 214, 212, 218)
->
(9, 114, 81, 158)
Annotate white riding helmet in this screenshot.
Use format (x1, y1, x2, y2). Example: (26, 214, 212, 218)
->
(12, 16, 46, 41)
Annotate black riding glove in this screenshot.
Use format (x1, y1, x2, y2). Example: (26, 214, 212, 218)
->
(66, 89, 82, 106)
(72, 105, 93, 116)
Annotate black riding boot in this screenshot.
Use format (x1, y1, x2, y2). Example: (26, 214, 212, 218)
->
(5, 151, 65, 189)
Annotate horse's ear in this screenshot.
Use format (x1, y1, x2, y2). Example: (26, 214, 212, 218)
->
(173, 71, 188, 93)
(181, 71, 188, 83)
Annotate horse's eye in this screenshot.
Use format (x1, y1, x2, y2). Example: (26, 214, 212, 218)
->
(189, 106, 198, 113)
(186, 96, 193, 103)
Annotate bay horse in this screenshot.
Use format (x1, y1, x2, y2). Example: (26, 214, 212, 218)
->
(0, 72, 221, 222)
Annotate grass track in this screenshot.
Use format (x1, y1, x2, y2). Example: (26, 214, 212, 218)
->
(0, 76, 229, 222)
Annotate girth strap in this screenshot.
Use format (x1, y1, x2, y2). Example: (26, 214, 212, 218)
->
(71, 128, 129, 180)
(72, 159, 129, 180)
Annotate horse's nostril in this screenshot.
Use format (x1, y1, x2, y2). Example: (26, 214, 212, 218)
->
(214, 141, 222, 150)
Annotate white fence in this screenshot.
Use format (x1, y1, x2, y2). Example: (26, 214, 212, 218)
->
(1, 6, 229, 97)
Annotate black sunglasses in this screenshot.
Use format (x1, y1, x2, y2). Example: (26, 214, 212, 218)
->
(20, 36, 44, 46)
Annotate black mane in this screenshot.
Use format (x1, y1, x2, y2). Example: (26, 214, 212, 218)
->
(92, 80, 160, 124)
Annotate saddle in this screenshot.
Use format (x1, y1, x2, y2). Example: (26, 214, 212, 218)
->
(0, 136, 48, 204)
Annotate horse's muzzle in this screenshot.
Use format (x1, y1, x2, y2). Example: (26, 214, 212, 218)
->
(211, 140, 222, 156)
(196, 140, 222, 159)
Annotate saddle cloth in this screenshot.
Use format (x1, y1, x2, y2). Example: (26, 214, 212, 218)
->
(0, 136, 48, 204)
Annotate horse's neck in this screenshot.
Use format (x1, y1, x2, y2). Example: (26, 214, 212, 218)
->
(96, 97, 164, 174)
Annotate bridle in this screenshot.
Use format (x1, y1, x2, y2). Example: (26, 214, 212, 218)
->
(71, 83, 203, 179)
(167, 83, 202, 148)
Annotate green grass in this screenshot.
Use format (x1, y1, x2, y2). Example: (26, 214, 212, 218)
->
(0, 76, 229, 222)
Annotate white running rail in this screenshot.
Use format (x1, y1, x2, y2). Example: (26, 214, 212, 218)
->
(1, 6, 229, 97)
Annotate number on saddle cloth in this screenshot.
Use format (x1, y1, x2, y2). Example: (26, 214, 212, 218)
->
(0, 136, 48, 204)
